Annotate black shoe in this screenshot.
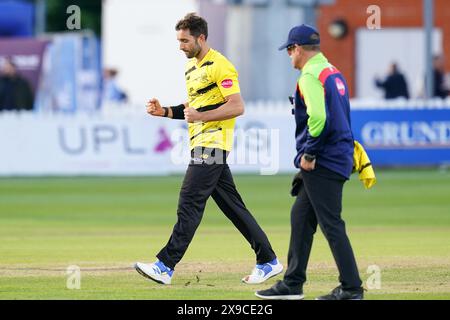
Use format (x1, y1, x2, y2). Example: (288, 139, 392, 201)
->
(255, 280, 304, 300)
(316, 285, 364, 300)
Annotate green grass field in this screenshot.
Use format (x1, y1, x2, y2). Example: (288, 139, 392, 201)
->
(1, 169, 449, 300)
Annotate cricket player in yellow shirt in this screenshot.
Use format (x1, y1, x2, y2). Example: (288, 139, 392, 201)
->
(134, 13, 282, 285)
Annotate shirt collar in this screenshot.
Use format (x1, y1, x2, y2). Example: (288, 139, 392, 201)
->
(196, 48, 215, 67)
(302, 52, 327, 72)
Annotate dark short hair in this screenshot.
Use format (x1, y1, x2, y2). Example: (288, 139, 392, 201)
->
(301, 44, 321, 52)
(175, 13, 208, 39)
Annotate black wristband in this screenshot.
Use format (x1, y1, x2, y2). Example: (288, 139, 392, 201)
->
(170, 104, 185, 120)
(303, 153, 316, 162)
(162, 107, 169, 117)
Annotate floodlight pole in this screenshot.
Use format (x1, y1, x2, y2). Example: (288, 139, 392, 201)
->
(35, 0, 46, 36)
(424, 0, 434, 99)
(303, 0, 318, 28)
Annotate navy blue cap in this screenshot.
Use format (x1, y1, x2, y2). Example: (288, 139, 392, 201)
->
(278, 24, 320, 51)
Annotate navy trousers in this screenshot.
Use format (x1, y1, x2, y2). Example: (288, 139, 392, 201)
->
(283, 166, 362, 290)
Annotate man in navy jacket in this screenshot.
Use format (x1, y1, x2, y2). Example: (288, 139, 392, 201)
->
(256, 24, 364, 300)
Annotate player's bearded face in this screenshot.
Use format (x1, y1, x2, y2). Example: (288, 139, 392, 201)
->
(177, 30, 202, 59)
(185, 39, 201, 58)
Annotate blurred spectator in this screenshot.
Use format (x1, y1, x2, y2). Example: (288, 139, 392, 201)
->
(101, 68, 128, 104)
(0, 58, 34, 111)
(374, 63, 409, 99)
(432, 55, 449, 99)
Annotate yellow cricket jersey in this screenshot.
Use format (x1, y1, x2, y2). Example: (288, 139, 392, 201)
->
(184, 48, 240, 151)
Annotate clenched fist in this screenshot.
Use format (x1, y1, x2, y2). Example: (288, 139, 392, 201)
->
(146, 98, 164, 117)
(184, 107, 203, 123)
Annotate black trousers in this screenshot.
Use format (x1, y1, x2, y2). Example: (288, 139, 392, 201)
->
(283, 166, 362, 290)
(157, 148, 276, 270)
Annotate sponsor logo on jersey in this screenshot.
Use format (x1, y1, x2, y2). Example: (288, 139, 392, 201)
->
(221, 79, 233, 88)
(335, 78, 346, 95)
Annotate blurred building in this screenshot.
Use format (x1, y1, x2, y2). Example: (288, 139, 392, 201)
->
(317, 0, 450, 98)
(102, 0, 333, 104)
(2, 0, 449, 109)
(104, 0, 450, 102)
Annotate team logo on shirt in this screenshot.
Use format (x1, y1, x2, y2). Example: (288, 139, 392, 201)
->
(335, 78, 346, 96)
(221, 79, 233, 88)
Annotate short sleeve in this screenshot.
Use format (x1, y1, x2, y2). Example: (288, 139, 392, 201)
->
(212, 58, 241, 97)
